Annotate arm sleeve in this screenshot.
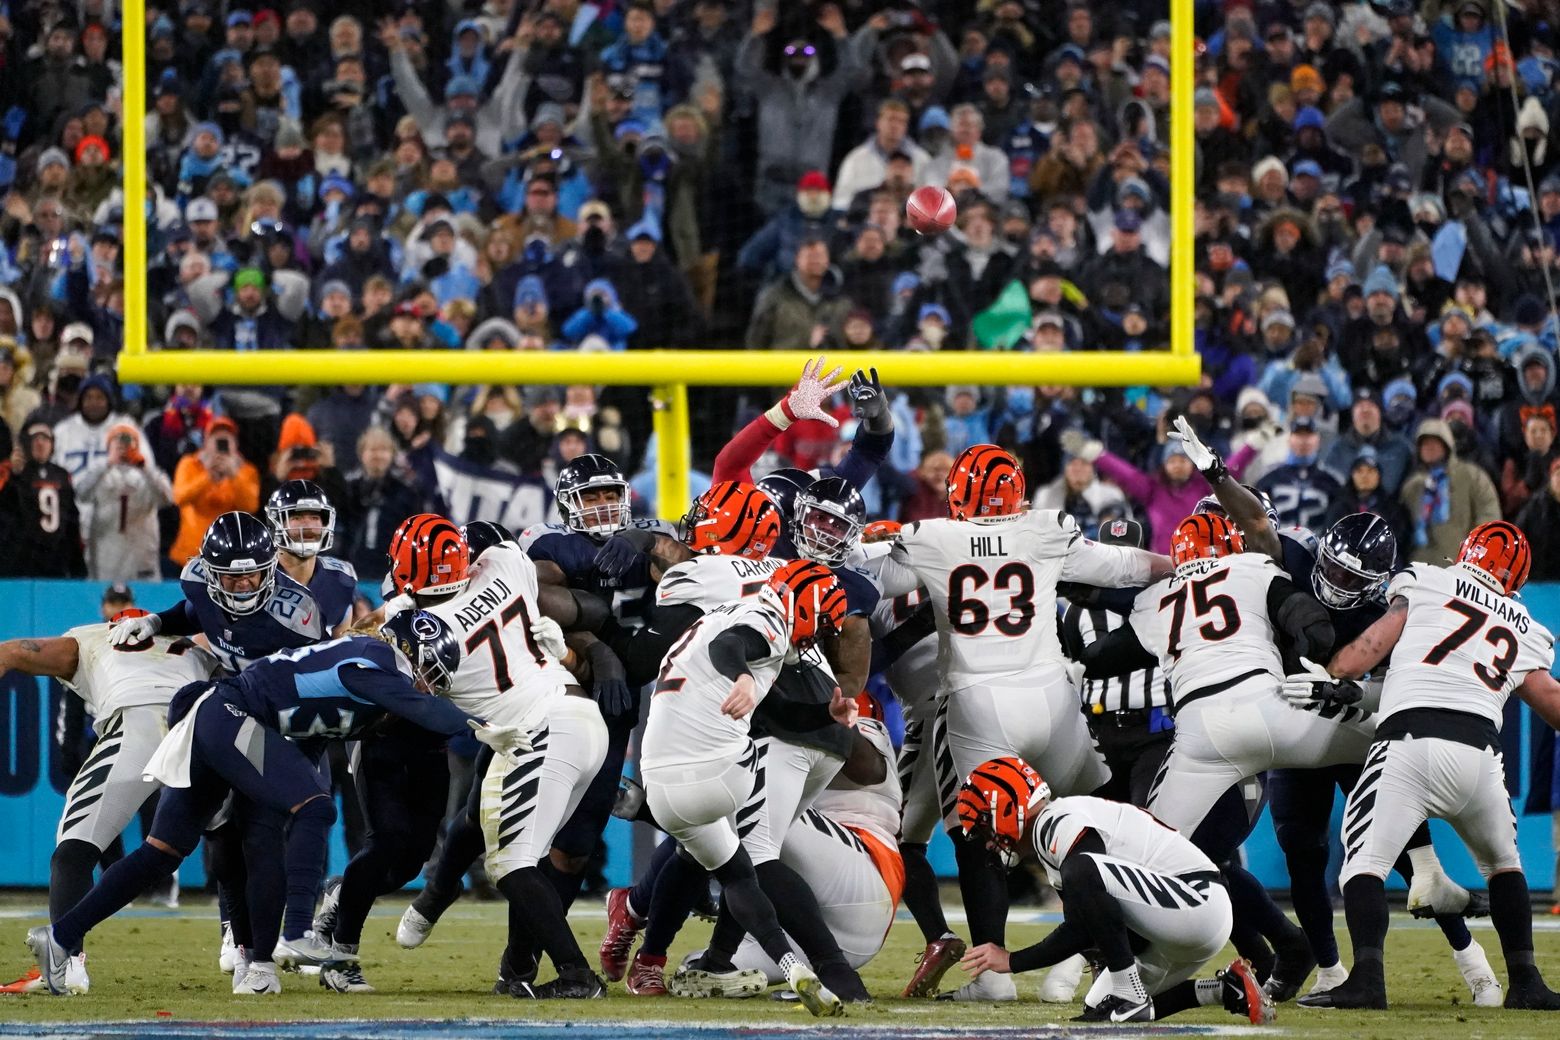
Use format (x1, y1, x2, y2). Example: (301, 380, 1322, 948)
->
(712, 411, 782, 483)
(611, 602, 705, 687)
(1078, 621, 1157, 678)
(1267, 576, 1336, 663)
(1009, 832, 1107, 973)
(1091, 450, 1156, 505)
(872, 602, 936, 672)
(155, 599, 201, 637)
(708, 625, 773, 681)
(1059, 540, 1160, 587)
(834, 427, 894, 492)
(339, 664, 472, 736)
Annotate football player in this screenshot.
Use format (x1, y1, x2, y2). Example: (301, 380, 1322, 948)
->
(1299, 521, 1560, 1011)
(870, 444, 1171, 1001)
(636, 560, 851, 1018)
(26, 611, 526, 997)
(264, 479, 357, 634)
(954, 757, 1274, 1025)
(0, 613, 218, 994)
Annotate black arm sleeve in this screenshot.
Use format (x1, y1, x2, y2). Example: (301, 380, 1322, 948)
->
(709, 625, 773, 681)
(1008, 833, 1109, 973)
(1077, 622, 1157, 678)
(155, 600, 200, 637)
(1268, 577, 1336, 664)
(611, 603, 705, 687)
(871, 602, 937, 673)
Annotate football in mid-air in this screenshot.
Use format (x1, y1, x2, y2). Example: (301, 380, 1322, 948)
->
(906, 185, 957, 235)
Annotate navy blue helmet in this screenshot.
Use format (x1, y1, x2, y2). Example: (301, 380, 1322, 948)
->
(462, 520, 515, 561)
(756, 467, 816, 525)
(1313, 512, 1397, 609)
(381, 608, 462, 694)
(265, 479, 335, 558)
(556, 453, 630, 536)
(792, 476, 866, 566)
(201, 511, 277, 616)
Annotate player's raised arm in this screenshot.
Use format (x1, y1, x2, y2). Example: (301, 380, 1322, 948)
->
(713, 356, 848, 483)
(1168, 416, 1280, 561)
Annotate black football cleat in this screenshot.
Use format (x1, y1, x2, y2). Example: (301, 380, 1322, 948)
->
(1073, 994, 1153, 1022)
(1297, 968, 1388, 1011)
(1263, 935, 1317, 1003)
(1504, 981, 1560, 1010)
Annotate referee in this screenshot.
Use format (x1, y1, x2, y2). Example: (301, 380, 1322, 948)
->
(1060, 519, 1172, 808)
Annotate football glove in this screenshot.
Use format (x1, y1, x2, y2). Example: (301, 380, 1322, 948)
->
(847, 367, 890, 432)
(468, 719, 532, 761)
(767, 356, 848, 430)
(593, 527, 656, 578)
(530, 616, 568, 661)
(586, 641, 634, 718)
(1168, 416, 1227, 482)
(109, 613, 161, 646)
(1280, 656, 1363, 707)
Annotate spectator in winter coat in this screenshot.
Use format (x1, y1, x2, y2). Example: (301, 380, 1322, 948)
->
(1514, 458, 1560, 581)
(832, 99, 930, 210)
(1255, 416, 1343, 530)
(383, 21, 529, 157)
(737, 171, 846, 282)
(1031, 453, 1131, 539)
(614, 223, 699, 349)
(918, 104, 1010, 203)
(900, 448, 955, 523)
(1496, 344, 1559, 468)
(337, 425, 424, 583)
(1498, 409, 1559, 517)
(746, 237, 851, 351)
(209, 268, 296, 352)
(75, 424, 175, 581)
(1399, 417, 1501, 564)
(561, 279, 637, 350)
(52, 373, 128, 479)
(1322, 388, 1414, 496)
(169, 416, 261, 565)
(1325, 79, 1461, 184)
(0, 340, 41, 439)
(1, 422, 86, 577)
(1322, 446, 1413, 555)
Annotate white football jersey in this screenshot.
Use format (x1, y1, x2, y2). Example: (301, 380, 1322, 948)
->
(1130, 553, 1286, 703)
(1379, 563, 1556, 726)
(63, 624, 219, 718)
(1031, 795, 1216, 890)
(424, 543, 577, 731)
(810, 717, 901, 845)
(657, 554, 784, 614)
(640, 599, 792, 771)
(875, 511, 1160, 688)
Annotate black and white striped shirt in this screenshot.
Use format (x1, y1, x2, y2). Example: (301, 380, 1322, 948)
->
(1061, 603, 1172, 713)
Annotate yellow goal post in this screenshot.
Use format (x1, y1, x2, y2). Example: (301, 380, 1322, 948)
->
(117, 0, 1200, 518)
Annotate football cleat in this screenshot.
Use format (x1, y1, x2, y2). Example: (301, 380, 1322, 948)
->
(667, 954, 767, 999)
(219, 921, 241, 973)
(625, 951, 668, 996)
(1074, 994, 1153, 1022)
(1504, 980, 1560, 1010)
(1263, 932, 1316, 1003)
(1296, 961, 1387, 1010)
(64, 952, 89, 995)
(397, 905, 438, 949)
(273, 931, 343, 971)
(313, 875, 343, 944)
(509, 966, 607, 999)
(1407, 871, 1475, 919)
(787, 962, 844, 1018)
(1454, 941, 1502, 1008)
(320, 959, 375, 994)
(1038, 953, 1086, 1003)
(0, 967, 45, 994)
(935, 969, 1017, 1002)
(234, 961, 282, 995)
(24, 926, 69, 996)
(1221, 958, 1276, 1024)
(598, 887, 642, 981)
(902, 934, 967, 998)
(1306, 963, 1349, 996)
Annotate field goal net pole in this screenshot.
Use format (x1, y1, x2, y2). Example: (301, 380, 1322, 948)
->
(118, 0, 1198, 519)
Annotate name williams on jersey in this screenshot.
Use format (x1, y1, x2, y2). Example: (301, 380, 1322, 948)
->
(1453, 578, 1531, 634)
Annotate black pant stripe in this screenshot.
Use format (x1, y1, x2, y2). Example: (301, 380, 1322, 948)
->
(75, 737, 122, 778)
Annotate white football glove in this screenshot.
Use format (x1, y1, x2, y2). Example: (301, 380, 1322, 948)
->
(1059, 428, 1104, 462)
(469, 719, 533, 761)
(1065, 660, 1087, 691)
(108, 613, 161, 646)
(1168, 415, 1222, 476)
(1280, 656, 1361, 707)
(381, 593, 416, 618)
(530, 616, 568, 661)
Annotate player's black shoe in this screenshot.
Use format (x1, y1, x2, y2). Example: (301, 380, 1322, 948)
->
(492, 948, 538, 995)
(509, 966, 607, 999)
(1504, 981, 1560, 1010)
(1073, 994, 1153, 1022)
(1263, 933, 1317, 1003)
(1297, 962, 1387, 1010)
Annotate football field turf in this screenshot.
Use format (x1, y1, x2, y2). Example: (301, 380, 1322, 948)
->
(3, 894, 1560, 1038)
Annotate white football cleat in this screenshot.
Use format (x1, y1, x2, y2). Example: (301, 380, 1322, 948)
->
(397, 905, 436, 949)
(1407, 871, 1471, 917)
(1039, 953, 1086, 1002)
(230, 950, 252, 992)
(64, 952, 89, 995)
(219, 921, 240, 974)
(273, 931, 341, 970)
(1454, 940, 1502, 1008)
(320, 960, 375, 994)
(785, 961, 844, 1018)
(1306, 962, 1349, 996)
(937, 969, 1018, 1002)
(234, 961, 281, 995)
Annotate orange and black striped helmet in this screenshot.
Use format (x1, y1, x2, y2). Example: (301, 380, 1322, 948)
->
(1170, 513, 1245, 575)
(956, 756, 1050, 853)
(681, 481, 782, 560)
(386, 513, 470, 598)
(764, 559, 847, 649)
(946, 444, 1026, 522)
(1457, 520, 1531, 595)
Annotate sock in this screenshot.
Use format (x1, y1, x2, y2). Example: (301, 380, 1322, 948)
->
(1229, 915, 1275, 981)
(952, 833, 1008, 948)
(281, 797, 335, 942)
(900, 842, 952, 944)
(1196, 977, 1224, 1005)
(207, 824, 253, 948)
(53, 843, 180, 952)
(758, 859, 867, 1001)
(1153, 978, 1214, 1017)
(640, 851, 709, 958)
(242, 811, 287, 961)
(712, 847, 792, 968)
(629, 839, 678, 920)
(1282, 842, 1339, 967)
(497, 867, 587, 971)
(333, 842, 391, 947)
(538, 855, 584, 913)
(1488, 871, 1543, 988)
(1225, 863, 1306, 961)
(1109, 964, 1148, 1003)
(49, 840, 101, 954)
(1342, 875, 1389, 973)
(702, 897, 743, 969)
(416, 815, 484, 917)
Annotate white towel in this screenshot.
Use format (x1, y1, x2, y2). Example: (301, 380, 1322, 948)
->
(142, 688, 215, 788)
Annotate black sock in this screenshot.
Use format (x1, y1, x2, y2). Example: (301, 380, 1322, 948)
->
(641, 850, 708, 958)
(1282, 843, 1339, 965)
(900, 842, 952, 943)
(538, 855, 583, 913)
(282, 797, 335, 942)
(497, 867, 587, 972)
(629, 839, 678, 919)
(1154, 979, 1200, 1017)
(242, 811, 288, 961)
(334, 841, 392, 947)
(1342, 875, 1389, 972)
(206, 824, 253, 948)
(1488, 871, 1543, 988)
(712, 847, 793, 968)
(952, 833, 1008, 948)
(1225, 863, 1305, 953)
(703, 897, 743, 968)
(417, 816, 483, 917)
(757, 859, 868, 1000)
(53, 842, 181, 952)
(49, 840, 101, 954)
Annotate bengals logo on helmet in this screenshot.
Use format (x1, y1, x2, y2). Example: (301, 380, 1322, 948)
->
(682, 481, 781, 560)
(765, 559, 847, 649)
(387, 514, 471, 597)
(946, 444, 1025, 522)
(1170, 513, 1244, 573)
(1457, 520, 1532, 595)
(956, 756, 1049, 853)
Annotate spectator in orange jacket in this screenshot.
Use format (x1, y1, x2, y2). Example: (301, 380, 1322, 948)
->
(169, 416, 260, 565)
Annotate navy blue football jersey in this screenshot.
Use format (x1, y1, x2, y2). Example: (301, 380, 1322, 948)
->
(303, 555, 359, 631)
(196, 636, 475, 741)
(518, 518, 675, 626)
(163, 558, 329, 673)
(832, 561, 881, 618)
